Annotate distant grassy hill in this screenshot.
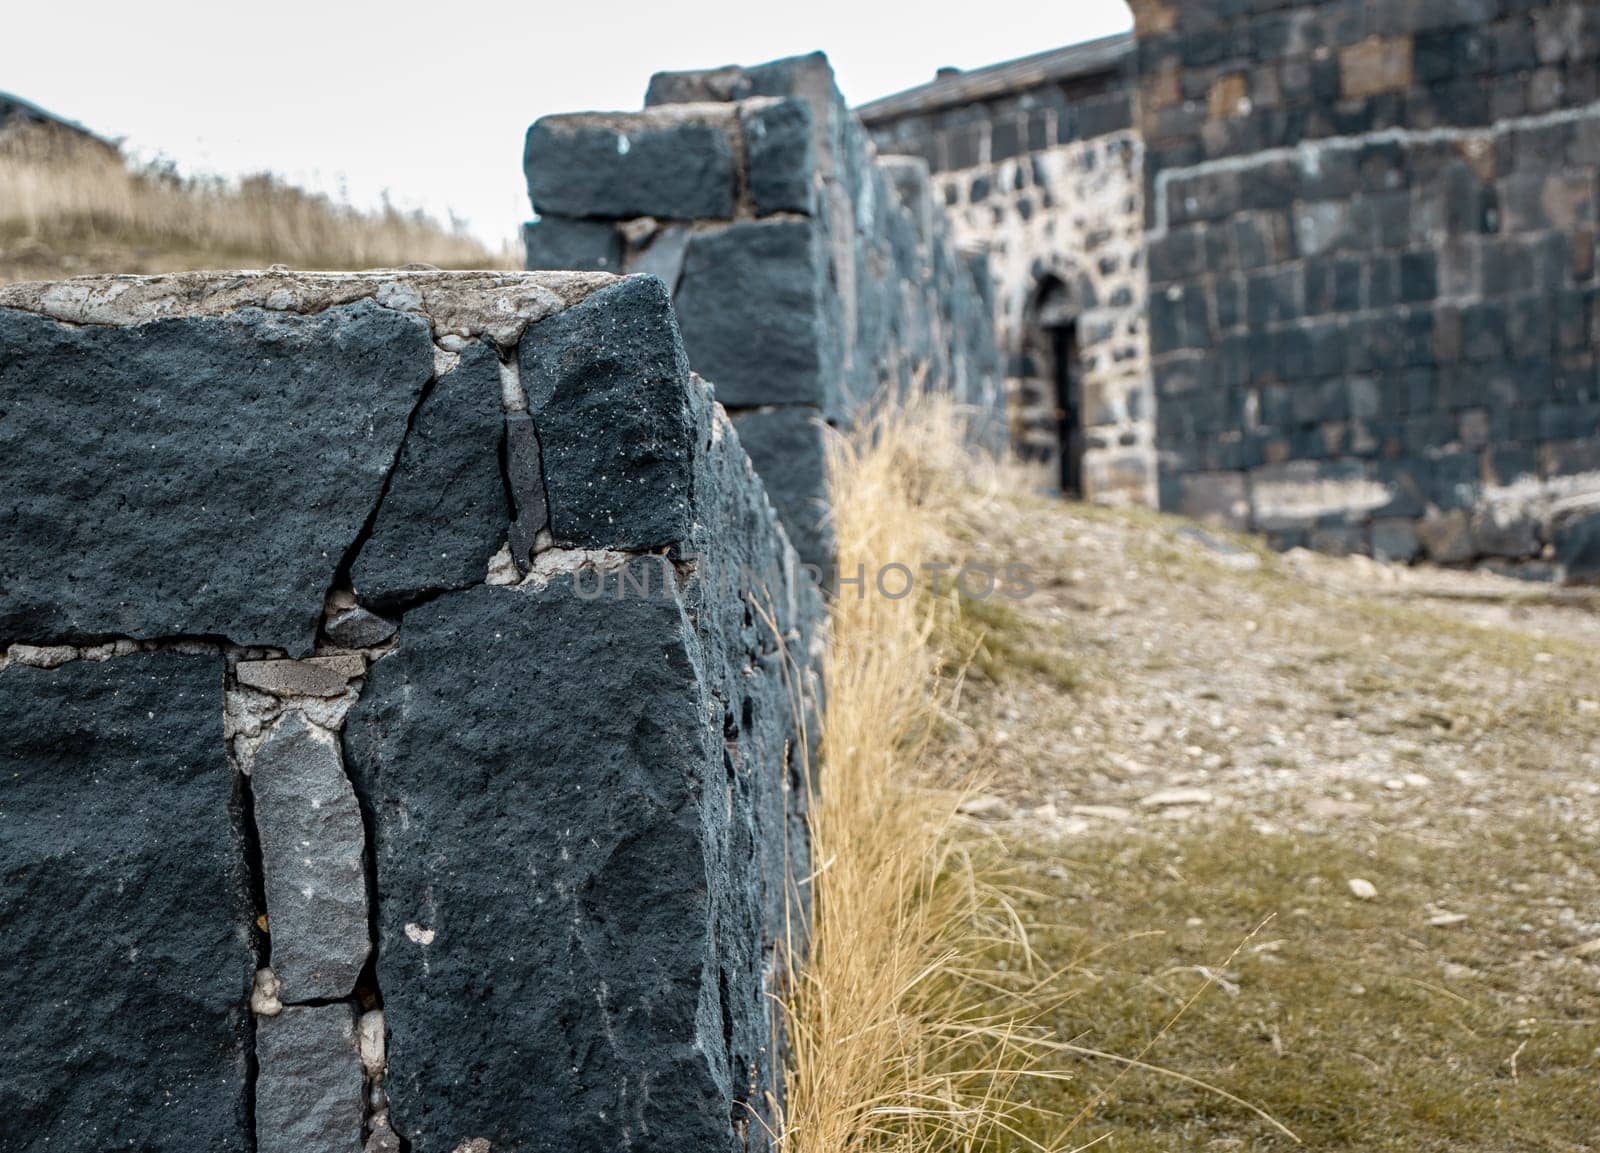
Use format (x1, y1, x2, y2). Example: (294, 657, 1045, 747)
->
(0, 121, 513, 284)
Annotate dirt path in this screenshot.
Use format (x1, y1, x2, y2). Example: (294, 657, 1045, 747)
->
(937, 491, 1600, 1152)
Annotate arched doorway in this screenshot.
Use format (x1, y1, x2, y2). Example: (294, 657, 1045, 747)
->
(1023, 276, 1086, 497)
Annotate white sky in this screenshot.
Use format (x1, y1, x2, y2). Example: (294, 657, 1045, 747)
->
(1, 0, 1132, 248)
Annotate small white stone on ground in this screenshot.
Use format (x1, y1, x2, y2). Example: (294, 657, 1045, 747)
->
(1347, 877, 1378, 900)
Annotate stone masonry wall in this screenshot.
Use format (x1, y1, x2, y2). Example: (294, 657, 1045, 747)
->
(863, 46, 1157, 505)
(0, 270, 819, 1153)
(523, 52, 1004, 571)
(1134, 0, 1600, 579)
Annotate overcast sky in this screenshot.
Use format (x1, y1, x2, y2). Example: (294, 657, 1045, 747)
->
(1, 1, 1133, 248)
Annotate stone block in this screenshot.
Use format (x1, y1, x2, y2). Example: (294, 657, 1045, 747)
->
(729, 406, 833, 569)
(524, 112, 737, 220)
(352, 342, 509, 604)
(1553, 503, 1600, 582)
(1417, 507, 1475, 562)
(0, 296, 432, 653)
(251, 713, 371, 1003)
(343, 578, 744, 1153)
(0, 651, 253, 1151)
(673, 219, 826, 407)
(1471, 502, 1541, 559)
(520, 276, 697, 550)
(1179, 470, 1251, 529)
(255, 1006, 365, 1153)
(1371, 517, 1422, 562)
(1341, 37, 1415, 98)
(742, 97, 816, 215)
(523, 215, 624, 272)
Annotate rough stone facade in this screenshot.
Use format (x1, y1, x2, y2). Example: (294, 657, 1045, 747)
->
(523, 52, 1005, 570)
(1134, 0, 1600, 576)
(0, 270, 819, 1153)
(861, 37, 1158, 505)
(863, 4, 1600, 580)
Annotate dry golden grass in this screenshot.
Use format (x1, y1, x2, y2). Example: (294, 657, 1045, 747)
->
(0, 122, 511, 282)
(776, 395, 1074, 1153)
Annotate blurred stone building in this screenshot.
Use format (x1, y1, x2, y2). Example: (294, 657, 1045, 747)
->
(864, 1, 1600, 580)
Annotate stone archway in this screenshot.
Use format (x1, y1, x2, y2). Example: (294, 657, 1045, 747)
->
(1018, 267, 1094, 496)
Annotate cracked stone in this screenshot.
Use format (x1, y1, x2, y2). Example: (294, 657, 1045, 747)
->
(253, 713, 370, 1002)
(238, 656, 365, 698)
(0, 650, 253, 1151)
(503, 411, 549, 572)
(256, 1005, 365, 1153)
(351, 342, 509, 603)
(519, 276, 696, 551)
(0, 299, 434, 653)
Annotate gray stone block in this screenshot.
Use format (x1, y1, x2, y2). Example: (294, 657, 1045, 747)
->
(1371, 517, 1422, 562)
(729, 407, 834, 569)
(0, 300, 432, 653)
(1554, 504, 1600, 582)
(1417, 507, 1475, 563)
(343, 578, 742, 1153)
(252, 712, 370, 1003)
(352, 342, 508, 604)
(674, 220, 825, 407)
(742, 97, 816, 215)
(0, 651, 253, 1152)
(523, 215, 624, 272)
(256, 1005, 365, 1153)
(1470, 504, 1540, 559)
(525, 114, 736, 220)
(520, 276, 696, 550)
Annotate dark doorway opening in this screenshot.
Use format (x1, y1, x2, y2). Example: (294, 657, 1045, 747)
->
(1050, 320, 1083, 497)
(1029, 276, 1084, 498)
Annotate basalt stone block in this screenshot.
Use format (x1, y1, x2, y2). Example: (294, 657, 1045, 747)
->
(255, 1005, 365, 1153)
(0, 650, 253, 1153)
(1554, 504, 1600, 582)
(352, 342, 508, 603)
(523, 215, 624, 272)
(674, 219, 825, 407)
(525, 114, 737, 220)
(252, 712, 371, 1003)
(742, 97, 816, 215)
(343, 577, 744, 1153)
(1371, 517, 1422, 562)
(730, 406, 833, 569)
(1470, 503, 1541, 559)
(0, 300, 432, 653)
(520, 276, 696, 550)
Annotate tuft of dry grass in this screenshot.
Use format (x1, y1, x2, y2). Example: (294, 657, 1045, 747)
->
(776, 395, 1072, 1153)
(0, 122, 511, 282)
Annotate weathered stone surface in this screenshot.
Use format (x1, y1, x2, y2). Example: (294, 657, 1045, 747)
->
(520, 275, 696, 550)
(1554, 505, 1600, 582)
(253, 712, 370, 1002)
(730, 406, 834, 568)
(324, 605, 399, 649)
(503, 410, 549, 570)
(674, 219, 826, 407)
(743, 97, 816, 215)
(238, 655, 365, 698)
(0, 650, 254, 1151)
(352, 342, 508, 604)
(523, 214, 624, 272)
(1470, 503, 1541, 559)
(256, 1005, 365, 1153)
(343, 578, 739, 1153)
(0, 300, 433, 653)
(525, 114, 737, 220)
(1417, 507, 1475, 563)
(1371, 517, 1422, 563)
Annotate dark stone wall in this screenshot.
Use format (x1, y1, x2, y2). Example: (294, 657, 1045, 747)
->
(1135, 0, 1600, 575)
(523, 52, 1005, 570)
(0, 270, 820, 1152)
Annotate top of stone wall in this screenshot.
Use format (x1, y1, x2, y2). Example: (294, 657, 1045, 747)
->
(0, 269, 613, 344)
(855, 32, 1136, 123)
